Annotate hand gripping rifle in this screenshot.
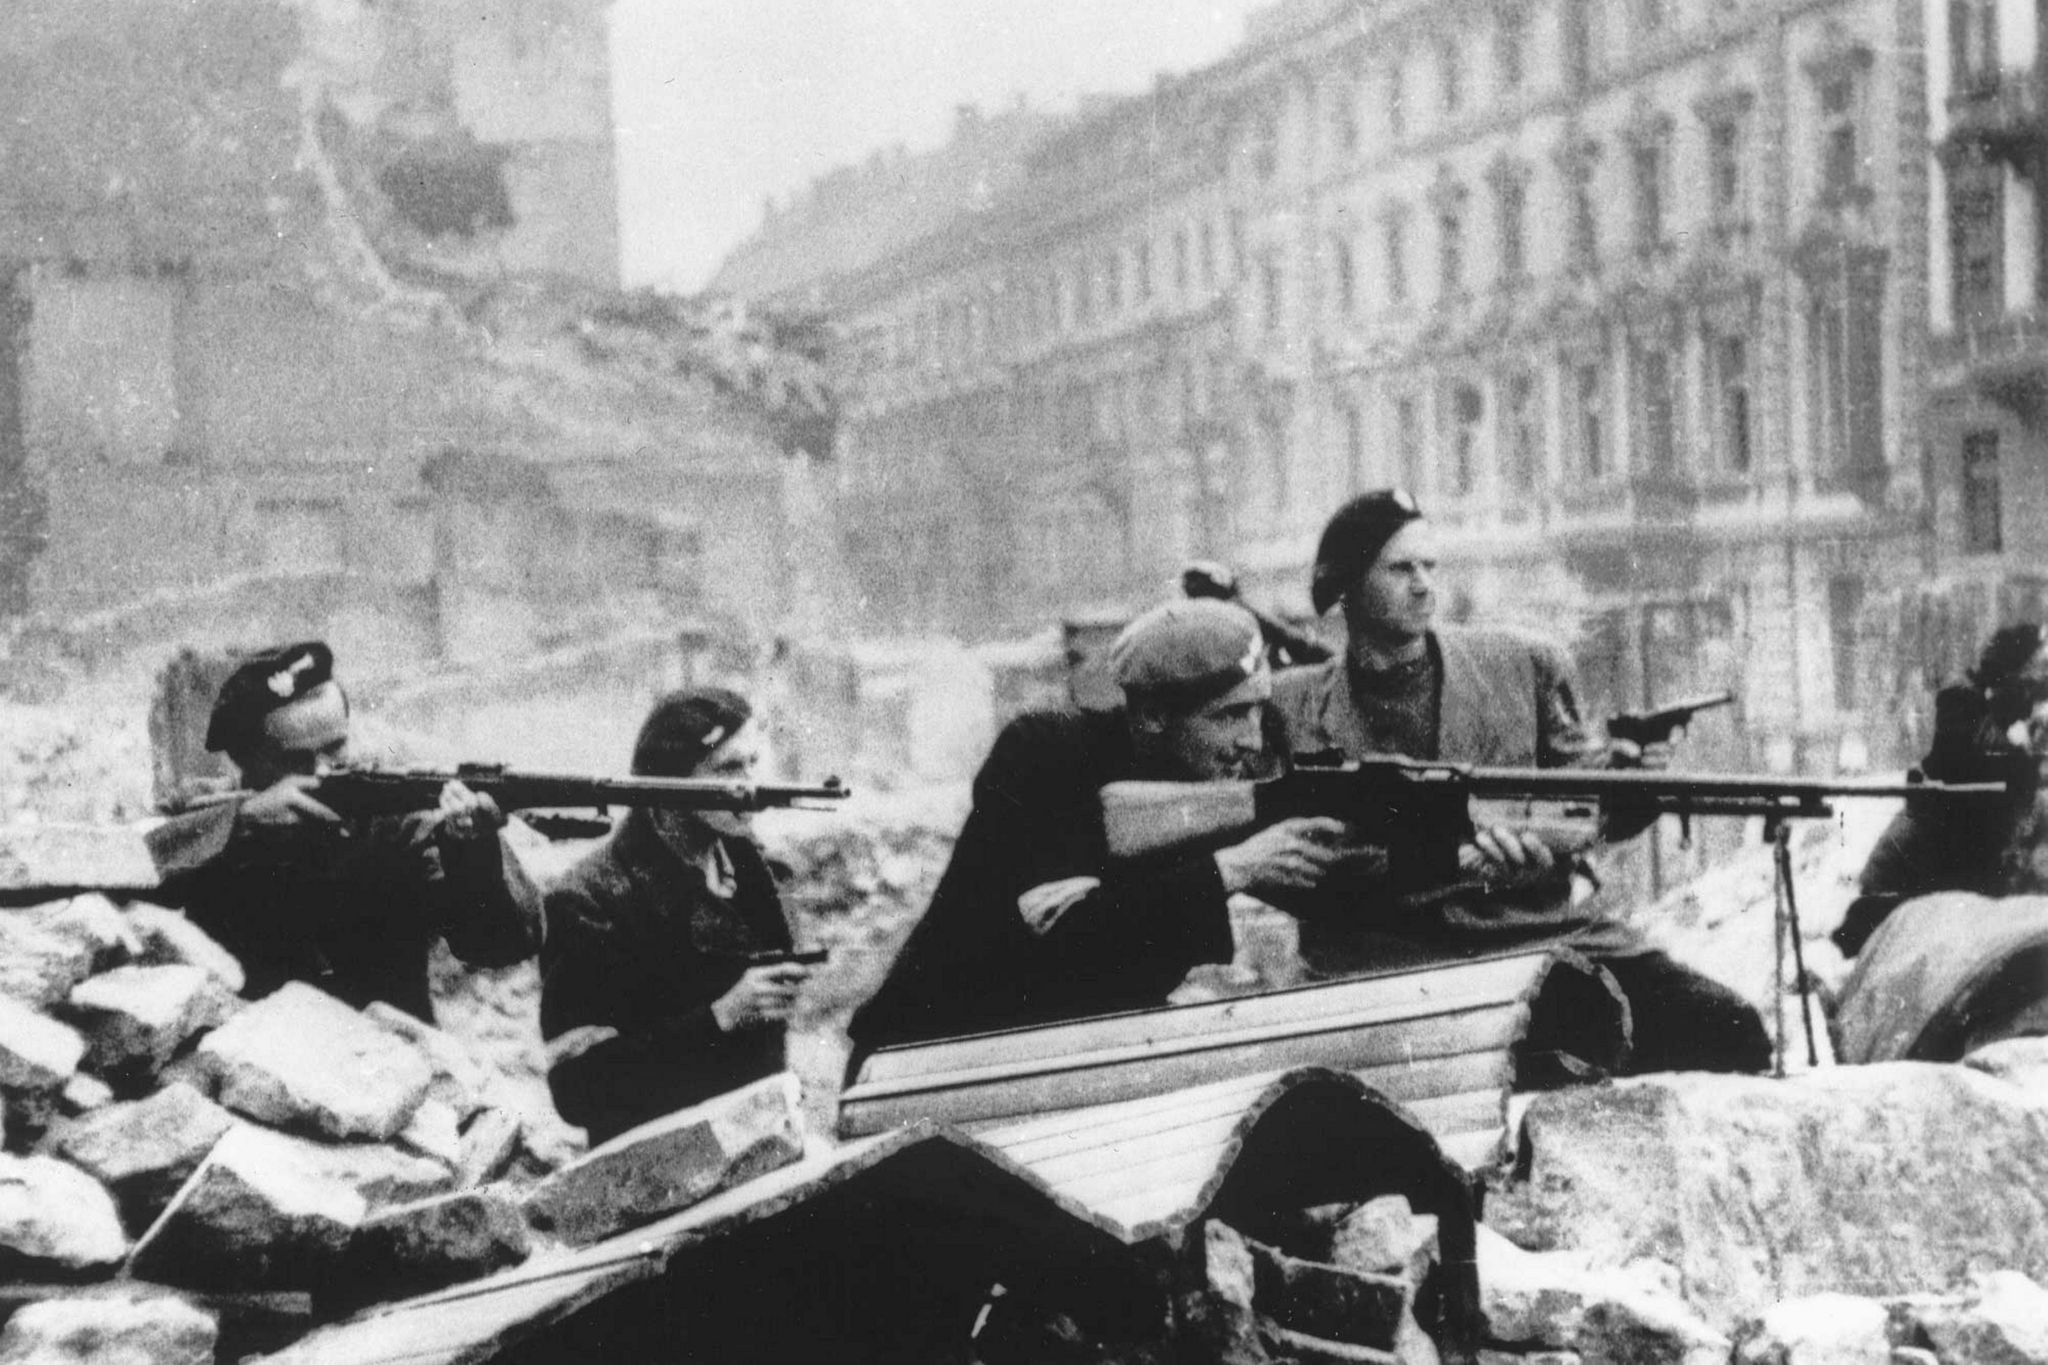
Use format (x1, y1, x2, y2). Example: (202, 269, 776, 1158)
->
(1100, 758, 2009, 1071)
(204, 763, 850, 836)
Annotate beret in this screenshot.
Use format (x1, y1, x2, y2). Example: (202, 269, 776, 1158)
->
(1310, 488, 1424, 615)
(1107, 599, 1264, 708)
(632, 687, 753, 777)
(205, 642, 337, 754)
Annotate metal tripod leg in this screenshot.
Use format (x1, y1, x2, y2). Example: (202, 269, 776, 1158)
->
(1770, 818, 1819, 1070)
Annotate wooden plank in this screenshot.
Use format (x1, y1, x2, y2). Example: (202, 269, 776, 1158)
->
(852, 951, 1550, 1090)
(841, 1002, 1525, 1135)
(1439, 1128, 1510, 1171)
(985, 1075, 1285, 1161)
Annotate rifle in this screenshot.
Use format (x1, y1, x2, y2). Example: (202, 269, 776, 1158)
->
(193, 763, 850, 831)
(1608, 692, 1736, 747)
(745, 948, 830, 968)
(1101, 758, 2008, 888)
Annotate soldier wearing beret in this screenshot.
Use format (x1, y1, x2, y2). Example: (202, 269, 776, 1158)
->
(540, 688, 809, 1143)
(851, 598, 1351, 1047)
(1271, 491, 1770, 1077)
(145, 642, 541, 1020)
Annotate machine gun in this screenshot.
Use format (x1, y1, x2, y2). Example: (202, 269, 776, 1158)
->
(194, 763, 850, 835)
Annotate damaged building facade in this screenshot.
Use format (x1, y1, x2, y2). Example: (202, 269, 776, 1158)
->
(726, 0, 1936, 774)
(0, 0, 812, 744)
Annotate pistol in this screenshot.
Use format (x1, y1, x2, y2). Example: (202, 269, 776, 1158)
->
(1608, 692, 1736, 748)
(745, 948, 829, 968)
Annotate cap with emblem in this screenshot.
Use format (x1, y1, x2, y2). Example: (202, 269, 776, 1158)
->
(1106, 599, 1265, 710)
(1309, 488, 1424, 615)
(204, 642, 337, 755)
(632, 687, 753, 777)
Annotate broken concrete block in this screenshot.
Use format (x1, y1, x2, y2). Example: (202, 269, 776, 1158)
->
(453, 1107, 521, 1189)
(333, 1186, 531, 1309)
(270, 1131, 455, 1210)
(127, 1125, 365, 1290)
(0, 917, 98, 1010)
(1478, 1226, 1592, 1348)
(1734, 1292, 1890, 1365)
(0, 995, 85, 1092)
(1251, 1239, 1411, 1352)
(196, 983, 432, 1141)
(57, 1072, 112, 1117)
(1901, 1271, 2048, 1365)
(68, 964, 237, 1080)
(0, 1290, 216, 1365)
(523, 1073, 804, 1247)
(1260, 1323, 1399, 1363)
(0, 1154, 127, 1272)
(121, 905, 245, 994)
(49, 1083, 236, 1228)
(1205, 1219, 1258, 1310)
(27, 894, 141, 969)
(396, 1097, 464, 1168)
(1330, 1196, 1438, 1284)
(363, 1002, 492, 1118)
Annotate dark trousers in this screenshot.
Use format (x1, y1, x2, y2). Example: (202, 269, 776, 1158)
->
(1519, 949, 1771, 1082)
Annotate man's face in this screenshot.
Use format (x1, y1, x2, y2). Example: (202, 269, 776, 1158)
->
(239, 681, 350, 790)
(1147, 670, 1272, 781)
(1343, 520, 1439, 643)
(654, 721, 762, 845)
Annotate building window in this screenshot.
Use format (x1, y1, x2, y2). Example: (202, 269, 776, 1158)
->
(1199, 220, 1217, 286)
(1634, 343, 1679, 475)
(1804, 248, 1887, 489)
(1333, 78, 1361, 156)
(1806, 39, 1875, 210)
(1811, 297, 1848, 474)
(1174, 228, 1191, 294)
(1388, 62, 1407, 138)
(1821, 81, 1861, 200)
(1439, 197, 1466, 296)
(1631, 138, 1667, 252)
(1951, 0, 1999, 91)
(1135, 240, 1153, 304)
(1564, 0, 1599, 85)
(1950, 170, 2005, 331)
(1448, 383, 1484, 494)
(1497, 8, 1527, 90)
(1708, 118, 1746, 235)
(1828, 576, 1863, 710)
(1503, 373, 1543, 492)
(1253, 113, 1280, 181)
(1711, 334, 1754, 474)
(1498, 173, 1528, 281)
(1962, 430, 2004, 553)
(1262, 258, 1284, 332)
(1387, 214, 1410, 304)
(1568, 150, 1599, 273)
(1440, 39, 1464, 115)
(1334, 235, 1357, 314)
(1395, 395, 1425, 488)
(1344, 403, 1367, 490)
(1573, 360, 1608, 477)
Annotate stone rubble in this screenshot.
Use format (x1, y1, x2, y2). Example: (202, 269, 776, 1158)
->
(195, 984, 436, 1142)
(0, 1289, 217, 1365)
(67, 964, 237, 1082)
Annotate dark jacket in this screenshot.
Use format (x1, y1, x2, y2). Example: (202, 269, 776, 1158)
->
(146, 800, 540, 1021)
(850, 707, 1237, 1049)
(541, 811, 791, 1144)
(1269, 624, 1640, 970)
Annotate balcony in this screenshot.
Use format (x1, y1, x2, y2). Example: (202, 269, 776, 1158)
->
(1941, 69, 2047, 169)
(1933, 310, 2048, 420)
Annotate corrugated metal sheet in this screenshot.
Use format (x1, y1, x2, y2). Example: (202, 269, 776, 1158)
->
(838, 949, 1556, 1166)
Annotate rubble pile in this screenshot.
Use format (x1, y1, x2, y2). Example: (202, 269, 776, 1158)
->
(0, 895, 603, 1357)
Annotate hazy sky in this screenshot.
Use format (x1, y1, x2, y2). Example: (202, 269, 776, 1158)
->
(608, 1, 1274, 293)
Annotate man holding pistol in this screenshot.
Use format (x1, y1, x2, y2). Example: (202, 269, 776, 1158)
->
(852, 598, 1350, 1047)
(1271, 491, 1769, 1076)
(146, 642, 541, 1020)
(541, 688, 810, 1143)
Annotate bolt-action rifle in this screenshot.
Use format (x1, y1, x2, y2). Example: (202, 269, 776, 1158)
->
(192, 763, 850, 835)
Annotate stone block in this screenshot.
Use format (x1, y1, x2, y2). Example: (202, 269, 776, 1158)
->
(1251, 1240, 1410, 1352)
(68, 964, 236, 1080)
(1734, 1293, 1891, 1365)
(1206, 1219, 1257, 1310)
(396, 1098, 464, 1168)
(1330, 1196, 1438, 1283)
(524, 1073, 804, 1247)
(0, 1290, 216, 1365)
(57, 1073, 112, 1117)
(270, 1131, 454, 1210)
(127, 1126, 365, 1290)
(0, 1154, 127, 1273)
(121, 905, 245, 994)
(1900, 1271, 2048, 1365)
(1260, 1323, 1399, 1363)
(363, 1002, 491, 1118)
(49, 1083, 236, 1227)
(196, 983, 432, 1141)
(0, 917, 98, 1011)
(26, 895, 141, 969)
(452, 1107, 521, 1189)
(0, 998, 84, 1093)
(333, 1186, 531, 1309)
